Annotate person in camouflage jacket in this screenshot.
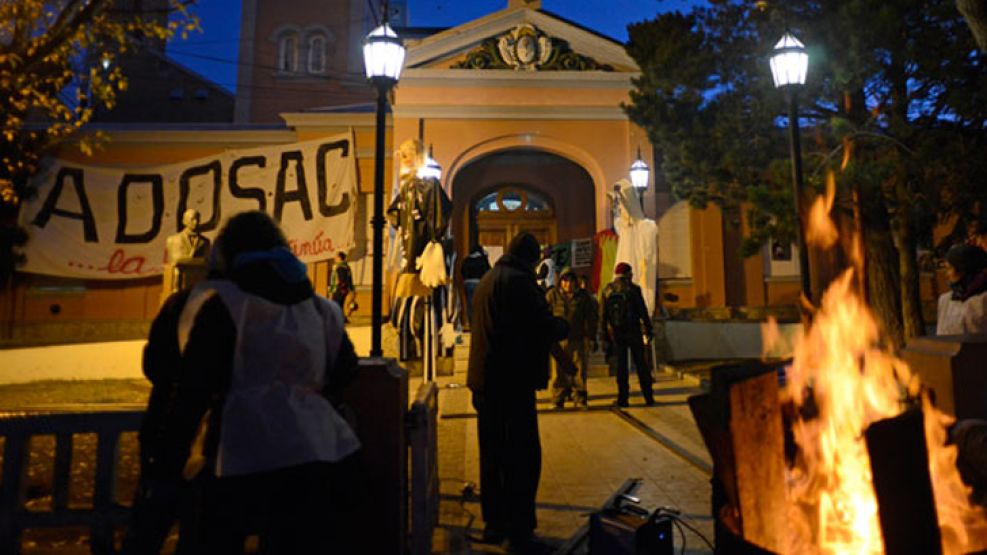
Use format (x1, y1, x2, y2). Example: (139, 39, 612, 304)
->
(545, 267, 598, 408)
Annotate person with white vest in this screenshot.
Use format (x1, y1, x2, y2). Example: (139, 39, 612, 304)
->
(162, 211, 362, 554)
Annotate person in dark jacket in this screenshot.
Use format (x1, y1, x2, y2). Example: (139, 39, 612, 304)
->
(123, 288, 200, 555)
(601, 262, 654, 407)
(545, 267, 598, 409)
(158, 211, 363, 554)
(460, 244, 491, 328)
(467, 232, 568, 554)
(328, 251, 354, 306)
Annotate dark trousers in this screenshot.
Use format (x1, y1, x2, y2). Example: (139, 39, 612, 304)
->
(122, 474, 201, 555)
(472, 390, 541, 540)
(194, 457, 363, 555)
(464, 280, 480, 328)
(612, 337, 653, 405)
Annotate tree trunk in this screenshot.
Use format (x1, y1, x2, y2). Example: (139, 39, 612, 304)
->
(891, 186, 926, 341)
(863, 199, 905, 348)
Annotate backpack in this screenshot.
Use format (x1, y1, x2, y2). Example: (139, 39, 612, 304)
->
(605, 287, 630, 330)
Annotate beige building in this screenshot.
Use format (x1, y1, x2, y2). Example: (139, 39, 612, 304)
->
(1, 0, 946, 349)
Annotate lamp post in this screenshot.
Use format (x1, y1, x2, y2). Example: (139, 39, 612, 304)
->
(363, 19, 405, 357)
(770, 31, 811, 302)
(629, 147, 650, 211)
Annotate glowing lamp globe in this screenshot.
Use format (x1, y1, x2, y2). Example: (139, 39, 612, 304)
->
(418, 146, 442, 181)
(769, 32, 808, 88)
(363, 23, 405, 84)
(629, 148, 650, 190)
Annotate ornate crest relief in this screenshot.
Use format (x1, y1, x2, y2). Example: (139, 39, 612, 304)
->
(451, 24, 613, 71)
(496, 24, 552, 70)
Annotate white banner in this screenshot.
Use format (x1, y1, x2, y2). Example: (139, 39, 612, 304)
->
(19, 133, 358, 280)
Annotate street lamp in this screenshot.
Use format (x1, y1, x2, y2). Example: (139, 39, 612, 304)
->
(770, 31, 812, 302)
(364, 20, 405, 358)
(629, 147, 650, 210)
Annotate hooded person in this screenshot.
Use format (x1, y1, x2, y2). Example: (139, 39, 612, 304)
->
(937, 243, 987, 335)
(467, 231, 569, 554)
(157, 210, 363, 554)
(545, 267, 598, 409)
(601, 262, 655, 407)
(612, 178, 658, 316)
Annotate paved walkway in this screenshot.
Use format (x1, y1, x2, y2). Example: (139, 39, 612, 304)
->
(422, 368, 714, 555)
(0, 327, 716, 554)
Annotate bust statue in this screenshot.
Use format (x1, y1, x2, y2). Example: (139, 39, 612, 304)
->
(162, 209, 211, 300)
(166, 209, 210, 264)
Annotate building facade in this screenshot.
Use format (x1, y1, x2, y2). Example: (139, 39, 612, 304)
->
(0, 0, 946, 347)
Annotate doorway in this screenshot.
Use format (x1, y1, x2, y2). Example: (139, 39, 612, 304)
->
(451, 148, 596, 261)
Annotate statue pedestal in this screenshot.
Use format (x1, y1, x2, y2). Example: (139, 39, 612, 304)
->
(160, 258, 207, 305)
(902, 334, 987, 420)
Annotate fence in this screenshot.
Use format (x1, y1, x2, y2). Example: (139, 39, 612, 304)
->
(0, 369, 440, 554)
(0, 409, 144, 555)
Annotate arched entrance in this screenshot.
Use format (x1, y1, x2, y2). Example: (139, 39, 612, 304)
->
(451, 149, 596, 263)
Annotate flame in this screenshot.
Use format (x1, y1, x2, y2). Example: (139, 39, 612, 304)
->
(805, 171, 839, 250)
(774, 183, 987, 553)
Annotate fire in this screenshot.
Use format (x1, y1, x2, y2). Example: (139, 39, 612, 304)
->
(804, 171, 838, 250)
(771, 188, 987, 553)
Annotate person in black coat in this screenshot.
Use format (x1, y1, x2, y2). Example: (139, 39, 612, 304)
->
(460, 244, 491, 328)
(467, 232, 568, 554)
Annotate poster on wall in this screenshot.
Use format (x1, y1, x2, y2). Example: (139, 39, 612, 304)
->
(18, 133, 359, 280)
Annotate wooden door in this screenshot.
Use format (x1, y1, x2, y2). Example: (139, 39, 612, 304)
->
(473, 188, 556, 263)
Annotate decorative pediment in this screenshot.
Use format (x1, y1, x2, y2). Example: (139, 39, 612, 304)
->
(451, 24, 612, 71)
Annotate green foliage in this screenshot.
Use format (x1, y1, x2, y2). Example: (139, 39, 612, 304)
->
(0, 0, 198, 285)
(623, 0, 987, 258)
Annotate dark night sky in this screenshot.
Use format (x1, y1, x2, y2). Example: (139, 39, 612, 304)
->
(168, 0, 706, 93)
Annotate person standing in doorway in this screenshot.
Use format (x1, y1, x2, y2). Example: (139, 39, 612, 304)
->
(460, 244, 491, 329)
(545, 268, 598, 409)
(468, 232, 568, 554)
(601, 262, 654, 407)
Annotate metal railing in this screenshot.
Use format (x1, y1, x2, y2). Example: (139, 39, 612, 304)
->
(407, 381, 439, 555)
(0, 410, 144, 555)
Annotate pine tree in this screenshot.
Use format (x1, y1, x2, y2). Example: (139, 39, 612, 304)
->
(624, 0, 987, 346)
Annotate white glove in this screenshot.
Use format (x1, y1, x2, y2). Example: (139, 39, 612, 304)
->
(416, 241, 448, 288)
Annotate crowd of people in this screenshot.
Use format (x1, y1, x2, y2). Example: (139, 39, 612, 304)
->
(130, 203, 987, 553)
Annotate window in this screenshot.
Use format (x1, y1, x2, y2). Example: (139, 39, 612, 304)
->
(308, 35, 326, 74)
(278, 34, 298, 72)
(169, 87, 184, 100)
(475, 188, 552, 213)
(194, 88, 209, 100)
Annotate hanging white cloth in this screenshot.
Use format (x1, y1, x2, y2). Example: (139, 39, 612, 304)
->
(612, 178, 659, 315)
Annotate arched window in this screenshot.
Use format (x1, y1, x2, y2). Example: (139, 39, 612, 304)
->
(475, 188, 551, 213)
(278, 34, 298, 72)
(308, 35, 326, 74)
